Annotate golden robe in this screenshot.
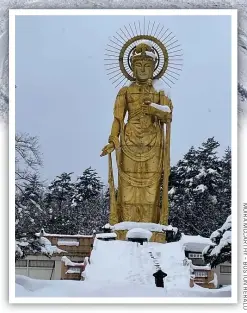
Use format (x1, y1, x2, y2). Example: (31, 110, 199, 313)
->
(113, 83, 166, 223)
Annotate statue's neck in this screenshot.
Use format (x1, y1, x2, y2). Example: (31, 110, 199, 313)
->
(135, 80, 153, 87)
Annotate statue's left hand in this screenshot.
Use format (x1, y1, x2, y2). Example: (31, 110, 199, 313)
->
(100, 142, 115, 157)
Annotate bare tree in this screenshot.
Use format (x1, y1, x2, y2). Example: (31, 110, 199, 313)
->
(15, 132, 43, 192)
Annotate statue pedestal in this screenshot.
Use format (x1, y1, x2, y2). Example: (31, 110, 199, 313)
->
(115, 229, 166, 243)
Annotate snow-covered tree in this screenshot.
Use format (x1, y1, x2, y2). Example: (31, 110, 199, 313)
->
(41, 169, 107, 235)
(101, 187, 110, 217)
(15, 233, 64, 261)
(169, 138, 231, 237)
(76, 195, 109, 235)
(168, 146, 200, 232)
(202, 215, 231, 268)
(15, 132, 42, 193)
(44, 172, 75, 234)
(71, 167, 103, 206)
(216, 147, 231, 212)
(15, 174, 45, 238)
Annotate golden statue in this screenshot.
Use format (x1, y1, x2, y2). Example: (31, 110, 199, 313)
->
(100, 28, 182, 226)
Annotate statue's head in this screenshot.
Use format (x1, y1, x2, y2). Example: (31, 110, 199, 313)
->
(131, 43, 157, 83)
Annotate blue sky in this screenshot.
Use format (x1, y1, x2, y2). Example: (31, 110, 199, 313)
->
(15, 14, 232, 184)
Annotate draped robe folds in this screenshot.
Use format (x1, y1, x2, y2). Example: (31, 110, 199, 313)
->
(111, 83, 166, 224)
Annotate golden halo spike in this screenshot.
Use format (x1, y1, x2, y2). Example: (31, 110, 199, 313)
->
(153, 23, 160, 37)
(119, 28, 129, 41)
(147, 20, 151, 35)
(129, 23, 135, 37)
(165, 35, 176, 45)
(157, 25, 165, 38)
(138, 20, 141, 35)
(134, 22, 138, 36)
(166, 72, 179, 81)
(158, 28, 169, 41)
(166, 40, 178, 49)
(150, 21, 155, 36)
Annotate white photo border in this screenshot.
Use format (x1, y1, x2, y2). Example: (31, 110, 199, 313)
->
(9, 8, 238, 305)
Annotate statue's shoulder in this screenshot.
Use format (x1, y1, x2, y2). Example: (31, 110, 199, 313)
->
(117, 86, 128, 97)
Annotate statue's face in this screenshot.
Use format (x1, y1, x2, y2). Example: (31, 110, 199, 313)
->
(133, 59, 154, 82)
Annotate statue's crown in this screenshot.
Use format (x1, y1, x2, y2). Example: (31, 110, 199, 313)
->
(131, 42, 157, 64)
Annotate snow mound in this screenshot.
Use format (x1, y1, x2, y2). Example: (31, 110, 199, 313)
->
(61, 256, 84, 267)
(126, 228, 152, 240)
(16, 275, 49, 292)
(180, 234, 213, 252)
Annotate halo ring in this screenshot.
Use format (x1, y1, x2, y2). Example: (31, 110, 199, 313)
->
(119, 35, 169, 81)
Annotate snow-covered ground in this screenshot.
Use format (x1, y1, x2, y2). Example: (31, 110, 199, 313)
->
(15, 238, 231, 298)
(15, 275, 231, 298)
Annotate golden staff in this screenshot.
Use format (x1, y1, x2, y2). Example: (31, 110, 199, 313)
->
(108, 153, 118, 225)
(159, 91, 173, 225)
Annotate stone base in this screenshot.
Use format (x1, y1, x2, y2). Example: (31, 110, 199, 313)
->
(115, 230, 166, 243)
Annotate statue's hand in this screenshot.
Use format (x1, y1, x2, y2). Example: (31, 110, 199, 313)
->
(100, 142, 115, 157)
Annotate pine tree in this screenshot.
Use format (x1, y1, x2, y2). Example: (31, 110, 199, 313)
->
(71, 167, 103, 206)
(168, 146, 201, 234)
(217, 147, 231, 212)
(67, 167, 104, 234)
(44, 172, 75, 234)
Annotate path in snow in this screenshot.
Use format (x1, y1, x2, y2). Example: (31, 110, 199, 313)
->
(84, 239, 191, 290)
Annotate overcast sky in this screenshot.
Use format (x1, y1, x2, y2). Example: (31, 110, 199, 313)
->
(15, 14, 232, 185)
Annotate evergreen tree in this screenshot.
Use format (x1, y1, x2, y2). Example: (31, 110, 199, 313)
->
(67, 168, 104, 234)
(169, 138, 231, 237)
(217, 147, 231, 211)
(15, 174, 45, 238)
(76, 194, 109, 235)
(44, 172, 75, 234)
(15, 175, 50, 260)
(71, 167, 103, 206)
(168, 146, 201, 234)
(41, 169, 106, 235)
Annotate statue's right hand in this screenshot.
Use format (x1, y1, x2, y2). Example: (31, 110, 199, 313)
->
(100, 142, 115, 157)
